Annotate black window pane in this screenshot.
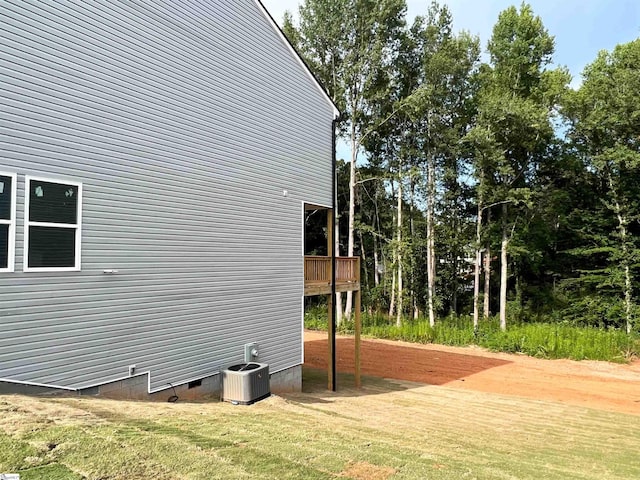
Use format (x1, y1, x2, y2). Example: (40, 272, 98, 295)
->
(0, 175, 12, 221)
(28, 226, 76, 268)
(0, 224, 8, 269)
(30, 181, 78, 224)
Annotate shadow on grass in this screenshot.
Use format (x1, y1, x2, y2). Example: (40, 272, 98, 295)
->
(304, 367, 408, 392)
(289, 367, 413, 404)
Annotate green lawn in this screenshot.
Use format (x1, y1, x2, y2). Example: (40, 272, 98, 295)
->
(1, 369, 638, 479)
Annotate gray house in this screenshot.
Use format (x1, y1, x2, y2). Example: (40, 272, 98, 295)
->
(0, 0, 341, 399)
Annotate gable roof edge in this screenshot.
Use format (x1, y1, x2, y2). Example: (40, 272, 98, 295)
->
(254, 0, 340, 119)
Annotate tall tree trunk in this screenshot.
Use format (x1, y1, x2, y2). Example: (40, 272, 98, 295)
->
(396, 171, 403, 327)
(473, 202, 482, 331)
(374, 185, 383, 289)
(609, 173, 633, 334)
(409, 178, 419, 319)
(451, 193, 460, 316)
(483, 209, 492, 319)
(452, 274, 458, 315)
(389, 268, 396, 318)
(359, 230, 369, 291)
(373, 235, 380, 287)
(624, 260, 632, 334)
(345, 123, 357, 319)
(370, 231, 379, 316)
(426, 153, 436, 327)
(335, 202, 343, 325)
(499, 203, 508, 331)
(389, 178, 397, 318)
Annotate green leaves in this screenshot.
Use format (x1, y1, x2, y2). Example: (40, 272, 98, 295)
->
(289, 1, 639, 331)
(561, 39, 640, 332)
(487, 3, 555, 96)
(288, 0, 406, 133)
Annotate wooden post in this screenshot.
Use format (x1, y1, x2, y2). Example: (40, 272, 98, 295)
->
(355, 257, 361, 389)
(327, 293, 334, 391)
(327, 208, 335, 391)
(327, 209, 333, 261)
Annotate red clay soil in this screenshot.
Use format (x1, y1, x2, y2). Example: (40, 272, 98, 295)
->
(304, 330, 640, 416)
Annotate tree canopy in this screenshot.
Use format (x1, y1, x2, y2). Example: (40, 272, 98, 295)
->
(291, 1, 640, 333)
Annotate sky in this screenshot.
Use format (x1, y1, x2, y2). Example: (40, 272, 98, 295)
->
(261, 0, 640, 88)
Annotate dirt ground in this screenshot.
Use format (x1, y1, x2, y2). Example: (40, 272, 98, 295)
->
(304, 330, 640, 416)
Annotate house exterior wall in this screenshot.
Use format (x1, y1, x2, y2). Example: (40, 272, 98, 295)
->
(0, 1, 334, 392)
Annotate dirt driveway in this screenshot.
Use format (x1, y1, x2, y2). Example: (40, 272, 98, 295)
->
(304, 330, 640, 415)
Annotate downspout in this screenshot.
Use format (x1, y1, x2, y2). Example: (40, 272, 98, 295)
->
(331, 118, 337, 392)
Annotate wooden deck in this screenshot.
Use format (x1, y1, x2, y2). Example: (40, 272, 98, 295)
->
(304, 255, 362, 390)
(304, 256, 360, 296)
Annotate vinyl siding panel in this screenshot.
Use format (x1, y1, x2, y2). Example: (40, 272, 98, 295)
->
(0, 0, 334, 391)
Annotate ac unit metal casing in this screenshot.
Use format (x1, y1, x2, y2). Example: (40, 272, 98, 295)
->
(222, 363, 270, 405)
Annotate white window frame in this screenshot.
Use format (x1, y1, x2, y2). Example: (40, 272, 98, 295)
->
(24, 175, 83, 272)
(0, 171, 17, 272)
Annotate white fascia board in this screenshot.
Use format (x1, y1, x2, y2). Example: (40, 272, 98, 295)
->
(254, 0, 341, 119)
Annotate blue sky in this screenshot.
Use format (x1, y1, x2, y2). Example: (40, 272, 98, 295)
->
(262, 0, 640, 88)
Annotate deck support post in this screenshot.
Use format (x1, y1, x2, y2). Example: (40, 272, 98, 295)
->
(327, 293, 334, 391)
(327, 205, 336, 392)
(355, 257, 361, 388)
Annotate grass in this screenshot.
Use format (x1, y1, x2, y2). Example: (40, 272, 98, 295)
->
(0, 370, 639, 479)
(305, 307, 640, 362)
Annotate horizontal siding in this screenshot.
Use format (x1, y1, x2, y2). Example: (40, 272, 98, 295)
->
(0, 0, 334, 391)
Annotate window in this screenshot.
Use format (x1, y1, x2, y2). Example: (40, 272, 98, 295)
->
(24, 176, 82, 271)
(0, 172, 17, 272)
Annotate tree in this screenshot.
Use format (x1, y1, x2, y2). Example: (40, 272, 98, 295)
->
(466, 126, 500, 329)
(470, 3, 569, 330)
(285, 0, 407, 320)
(564, 39, 640, 334)
(430, 29, 479, 318)
(399, 3, 480, 325)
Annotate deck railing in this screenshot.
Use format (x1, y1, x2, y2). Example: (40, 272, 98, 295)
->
(304, 256, 359, 285)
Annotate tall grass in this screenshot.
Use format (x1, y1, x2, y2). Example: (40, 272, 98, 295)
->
(304, 307, 640, 362)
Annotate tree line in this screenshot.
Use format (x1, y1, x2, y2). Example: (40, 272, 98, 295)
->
(287, 1, 640, 333)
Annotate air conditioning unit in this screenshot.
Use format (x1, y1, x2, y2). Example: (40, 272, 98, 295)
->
(222, 363, 270, 405)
